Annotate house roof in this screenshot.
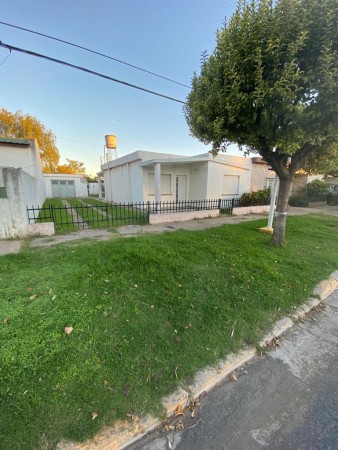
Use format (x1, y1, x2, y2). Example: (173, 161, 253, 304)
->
(101, 150, 251, 171)
(43, 173, 86, 179)
(0, 138, 31, 145)
(139, 153, 251, 170)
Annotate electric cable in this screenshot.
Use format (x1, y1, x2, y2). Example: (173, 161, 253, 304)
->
(0, 41, 186, 104)
(0, 21, 191, 88)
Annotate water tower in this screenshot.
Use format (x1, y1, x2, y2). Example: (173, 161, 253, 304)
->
(105, 135, 117, 161)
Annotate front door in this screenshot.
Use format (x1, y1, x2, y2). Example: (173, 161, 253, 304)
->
(176, 175, 187, 201)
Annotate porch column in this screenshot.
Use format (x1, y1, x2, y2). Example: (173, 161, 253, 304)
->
(154, 162, 161, 203)
(97, 176, 102, 199)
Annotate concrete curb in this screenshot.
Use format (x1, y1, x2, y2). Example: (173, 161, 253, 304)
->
(57, 271, 338, 450)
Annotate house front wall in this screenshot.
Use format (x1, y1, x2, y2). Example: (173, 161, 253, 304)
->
(44, 175, 88, 198)
(206, 159, 252, 198)
(250, 162, 276, 192)
(143, 163, 201, 202)
(104, 160, 143, 202)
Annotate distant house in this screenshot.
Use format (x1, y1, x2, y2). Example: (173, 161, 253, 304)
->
(43, 173, 88, 198)
(0, 138, 47, 238)
(98, 150, 275, 203)
(291, 173, 325, 195)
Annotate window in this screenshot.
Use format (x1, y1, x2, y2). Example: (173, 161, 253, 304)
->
(67, 180, 75, 185)
(51, 180, 58, 185)
(60, 181, 67, 185)
(0, 187, 7, 198)
(223, 175, 239, 195)
(148, 173, 171, 195)
(266, 178, 275, 189)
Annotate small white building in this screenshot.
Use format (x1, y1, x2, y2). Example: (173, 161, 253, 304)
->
(99, 150, 275, 203)
(43, 173, 88, 198)
(0, 138, 47, 238)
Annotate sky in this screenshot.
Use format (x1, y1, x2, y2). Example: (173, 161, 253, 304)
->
(0, 0, 240, 175)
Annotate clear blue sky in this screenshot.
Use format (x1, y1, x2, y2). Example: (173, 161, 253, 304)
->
(0, 0, 239, 175)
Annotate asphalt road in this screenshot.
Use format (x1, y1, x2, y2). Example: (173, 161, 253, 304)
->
(129, 290, 338, 450)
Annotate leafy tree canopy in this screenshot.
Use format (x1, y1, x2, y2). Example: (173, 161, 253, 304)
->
(56, 159, 86, 174)
(185, 0, 338, 244)
(0, 108, 60, 173)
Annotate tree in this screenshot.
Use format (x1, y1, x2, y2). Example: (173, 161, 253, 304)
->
(56, 159, 86, 174)
(86, 174, 98, 183)
(303, 147, 338, 178)
(185, 0, 338, 245)
(0, 108, 60, 173)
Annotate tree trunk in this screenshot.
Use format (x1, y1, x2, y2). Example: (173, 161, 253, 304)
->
(270, 175, 294, 246)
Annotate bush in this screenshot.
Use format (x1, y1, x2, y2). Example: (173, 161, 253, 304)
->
(288, 197, 309, 207)
(239, 189, 271, 206)
(327, 192, 338, 205)
(295, 179, 330, 199)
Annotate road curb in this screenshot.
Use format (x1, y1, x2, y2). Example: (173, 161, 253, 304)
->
(57, 271, 338, 450)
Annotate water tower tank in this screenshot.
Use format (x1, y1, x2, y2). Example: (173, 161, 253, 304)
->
(105, 135, 117, 149)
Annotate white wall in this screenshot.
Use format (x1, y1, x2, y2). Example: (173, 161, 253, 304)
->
(250, 161, 276, 191)
(21, 170, 46, 208)
(88, 183, 99, 195)
(206, 157, 252, 198)
(0, 140, 47, 238)
(104, 160, 144, 202)
(43, 174, 88, 197)
(0, 168, 32, 238)
(189, 162, 208, 199)
(143, 163, 193, 202)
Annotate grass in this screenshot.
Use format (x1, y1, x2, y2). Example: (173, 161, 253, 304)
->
(80, 197, 148, 226)
(37, 198, 148, 233)
(67, 198, 110, 228)
(38, 198, 77, 233)
(0, 214, 337, 449)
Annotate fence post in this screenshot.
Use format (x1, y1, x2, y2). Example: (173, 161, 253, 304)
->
(50, 205, 55, 224)
(231, 198, 235, 214)
(218, 198, 221, 210)
(147, 201, 150, 222)
(106, 203, 109, 225)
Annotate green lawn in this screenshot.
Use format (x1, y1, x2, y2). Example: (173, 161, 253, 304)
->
(67, 198, 110, 228)
(37, 198, 77, 233)
(0, 215, 337, 449)
(81, 197, 148, 226)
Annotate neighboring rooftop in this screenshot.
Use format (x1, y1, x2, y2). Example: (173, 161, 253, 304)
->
(0, 137, 31, 145)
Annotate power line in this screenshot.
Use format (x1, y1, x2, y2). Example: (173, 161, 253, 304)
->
(56, 136, 103, 147)
(0, 41, 186, 104)
(0, 21, 191, 89)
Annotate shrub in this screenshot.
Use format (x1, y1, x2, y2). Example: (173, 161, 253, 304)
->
(295, 179, 330, 199)
(288, 197, 309, 207)
(327, 192, 338, 205)
(239, 189, 271, 206)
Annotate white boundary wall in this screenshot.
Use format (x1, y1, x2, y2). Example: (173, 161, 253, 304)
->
(233, 205, 270, 215)
(0, 167, 47, 239)
(149, 209, 220, 224)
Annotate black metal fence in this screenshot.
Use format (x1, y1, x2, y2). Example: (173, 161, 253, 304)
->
(27, 197, 270, 233)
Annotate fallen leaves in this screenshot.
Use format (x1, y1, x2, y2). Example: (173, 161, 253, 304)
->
(29, 294, 37, 301)
(3, 317, 9, 325)
(64, 326, 73, 335)
(174, 402, 184, 417)
(175, 420, 184, 431)
(91, 412, 99, 420)
(229, 371, 238, 382)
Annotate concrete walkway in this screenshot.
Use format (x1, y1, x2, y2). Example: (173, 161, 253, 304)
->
(0, 205, 337, 255)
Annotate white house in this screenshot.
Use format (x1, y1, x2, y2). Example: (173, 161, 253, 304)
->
(99, 150, 275, 203)
(43, 173, 88, 198)
(0, 138, 47, 238)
